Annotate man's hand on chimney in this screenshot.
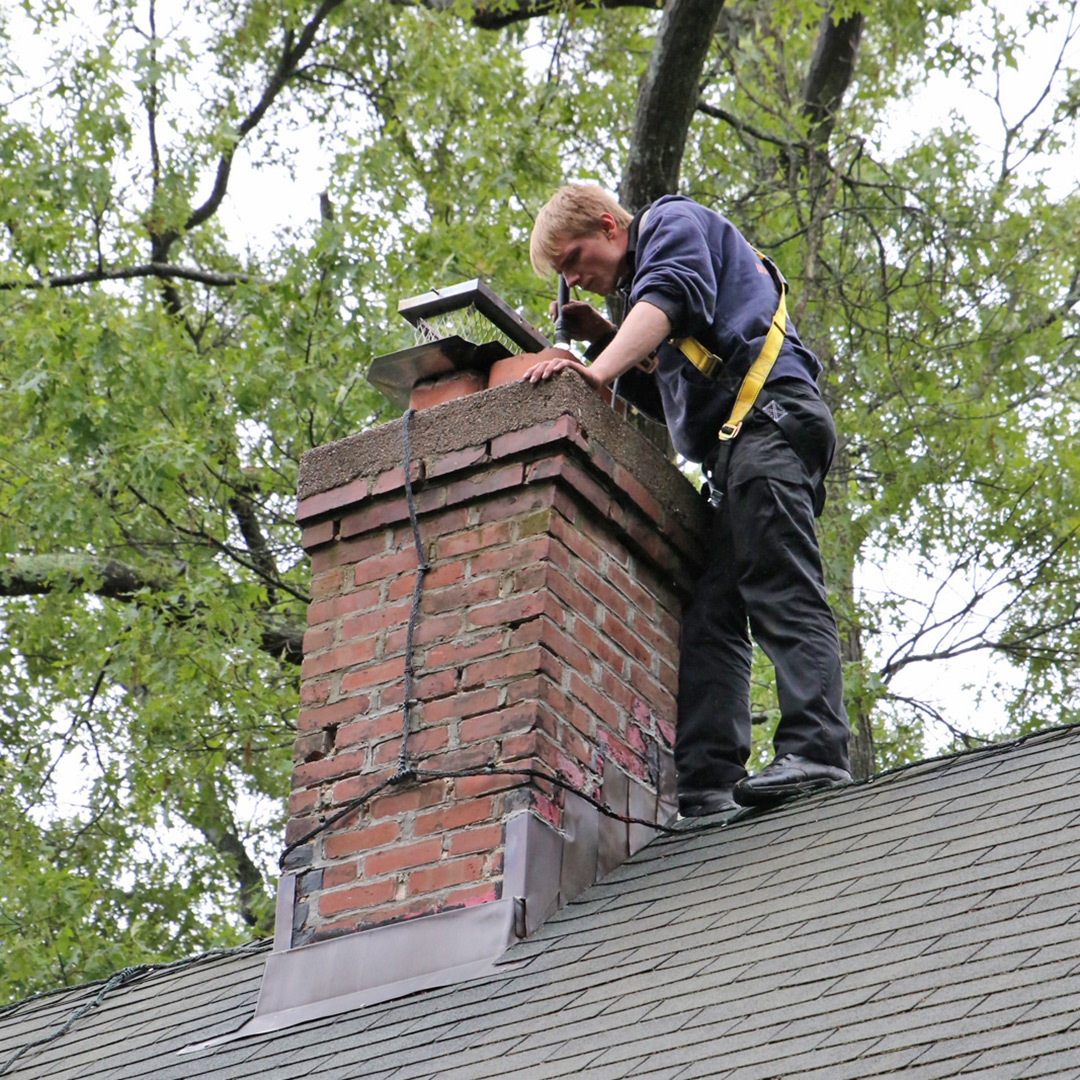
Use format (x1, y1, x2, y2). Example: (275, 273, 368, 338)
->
(521, 347, 604, 392)
(546, 300, 613, 344)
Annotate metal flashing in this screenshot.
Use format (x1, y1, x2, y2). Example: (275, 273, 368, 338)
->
(188, 777, 673, 1049)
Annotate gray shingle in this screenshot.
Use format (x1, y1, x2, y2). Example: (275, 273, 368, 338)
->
(6, 729, 1080, 1080)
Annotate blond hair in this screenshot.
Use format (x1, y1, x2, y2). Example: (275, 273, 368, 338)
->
(529, 184, 632, 276)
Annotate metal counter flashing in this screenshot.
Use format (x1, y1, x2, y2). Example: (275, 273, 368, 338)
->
(186, 780, 671, 1047)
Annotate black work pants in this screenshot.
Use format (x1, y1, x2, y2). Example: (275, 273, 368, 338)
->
(676, 379, 849, 792)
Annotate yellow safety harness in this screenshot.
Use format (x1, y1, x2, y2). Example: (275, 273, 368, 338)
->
(633, 206, 788, 443)
(670, 249, 787, 442)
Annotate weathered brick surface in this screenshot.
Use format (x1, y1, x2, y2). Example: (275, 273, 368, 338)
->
(288, 398, 700, 947)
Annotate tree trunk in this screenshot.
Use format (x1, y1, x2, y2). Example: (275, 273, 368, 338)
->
(620, 0, 727, 211)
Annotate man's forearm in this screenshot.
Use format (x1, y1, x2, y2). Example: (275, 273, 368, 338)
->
(587, 301, 672, 385)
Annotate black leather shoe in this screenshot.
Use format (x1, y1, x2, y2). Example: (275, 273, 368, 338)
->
(734, 754, 851, 806)
(678, 788, 739, 818)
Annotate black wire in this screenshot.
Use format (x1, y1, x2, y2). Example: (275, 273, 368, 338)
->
(0, 967, 145, 1076)
(397, 407, 429, 776)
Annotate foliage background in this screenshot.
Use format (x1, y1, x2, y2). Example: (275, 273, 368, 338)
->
(0, 0, 1077, 1000)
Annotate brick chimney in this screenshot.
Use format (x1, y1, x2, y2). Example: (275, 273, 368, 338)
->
(247, 373, 706, 1031)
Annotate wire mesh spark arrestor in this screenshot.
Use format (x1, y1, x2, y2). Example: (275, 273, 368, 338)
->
(368, 279, 551, 409)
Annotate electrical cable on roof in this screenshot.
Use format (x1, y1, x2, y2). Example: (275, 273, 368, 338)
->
(0, 967, 145, 1076)
(0, 941, 270, 1074)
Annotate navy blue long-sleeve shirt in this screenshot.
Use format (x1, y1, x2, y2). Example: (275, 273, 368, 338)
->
(615, 196, 821, 464)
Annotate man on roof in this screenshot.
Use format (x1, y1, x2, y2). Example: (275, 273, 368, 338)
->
(523, 183, 851, 815)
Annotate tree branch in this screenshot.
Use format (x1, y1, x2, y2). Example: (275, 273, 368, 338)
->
(799, 9, 865, 150)
(0, 264, 266, 291)
(0, 555, 304, 665)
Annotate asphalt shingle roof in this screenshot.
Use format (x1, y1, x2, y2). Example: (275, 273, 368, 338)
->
(4, 725, 1080, 1080)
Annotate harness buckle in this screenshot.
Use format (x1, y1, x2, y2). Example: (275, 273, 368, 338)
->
(718, 421, 742, 442)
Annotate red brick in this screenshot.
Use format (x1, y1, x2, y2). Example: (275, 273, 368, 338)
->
(298, 695, 371, 733)
(424, 631, 504, 669)
(459, 703, 538, 743)
(364, 836, 443, 877)
(600, 611, 653, 669)
(289, 788, 319, 815)
(554, 716, 592, 767)
(418, 686, 501, 725)
(422, 744, 497, 773)
(627, 661, 674, 714)
(469, 536, 551, 577)
(612, 463, 664, 524)
(341, 599, 411, 640)
(568, 671, 620, 729)
(302, 519, 336, 549)
(576, 500, 629, 567)
(461, 646, 542, 689)
(323, 819, 400, 858)
(422, 576, 501, 615)
(370, 465, 406, 497)
(285, 815, 319, 845)
(406, 856, 485, 896)
(486, 354, 539, 388)
(489, 416, 578, 458)
(367, 779, 448, 819)
(546, 565, 597, 620)
(454, 771, 522, 798)
(573, 619, 627, 675)
(445, 464, 524, 509)
(306, 586, 381, 626)
(310, 567, 343, 599)
(658, 658, 678, 696)
(384, 612, 465, 656)
(302, 625, 335, 655)
(296, 476, 370, 524)
(319, 878, 396, 917)
(466, 591, 545, 629)
(332, 710, 400, 746)
(364, 899, 438, 926)
(371, 725, 449, 766)
(310, 532, 388, 572)
(599, 666, 637, 715)
(292, 747, 368, 787)
(598, 731, 648, 781)
(635, 614, 679, 658)
(425, 445, 490, 479)
(474, 485, 554, 524)
(526, 455, 566, 483)
(413, 798, 494, 837)
(607, 562, 658, 619)
(336, 497, 409, 537)
(299, 678, 331, 705)
(512, 564, 547, 594)
(411, 667, 458, 699)
(310, 916, 361, 939)
(576, 564, 629, 622)
(340, 657, 405, 693)
(437, 520, 513, 559)
(324, 861, 359, 888)
(353, 547, 419, 587)
(301, 636, 378, 679)
(328, 765, 396, 804)
(447, 823, 503, 856)
(538, 622, 592, 677)
(501, 731, 540, 761)
(409, 369, 486, 410)
(559, 460, 612, 519)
